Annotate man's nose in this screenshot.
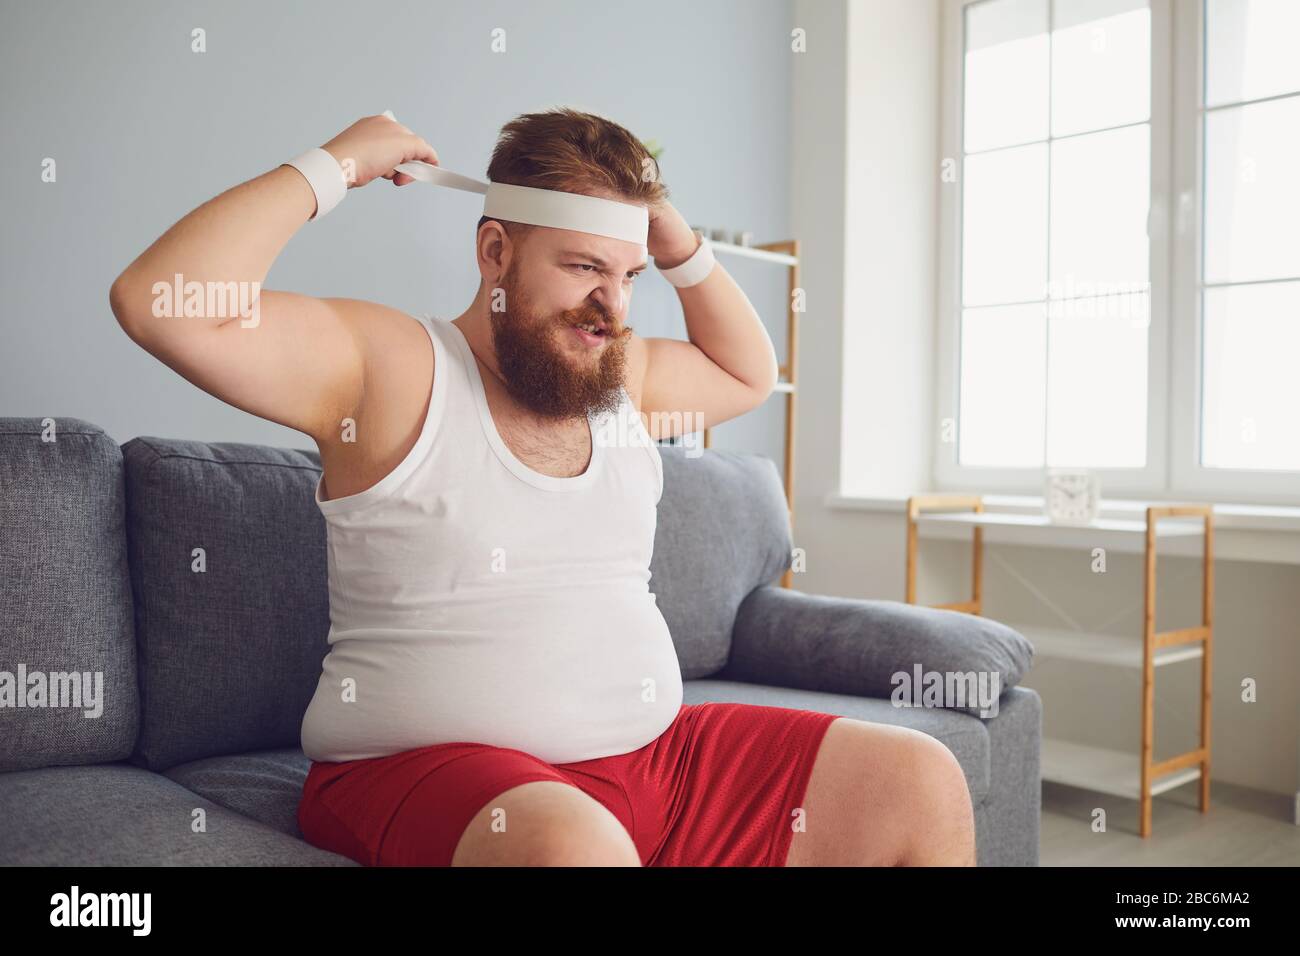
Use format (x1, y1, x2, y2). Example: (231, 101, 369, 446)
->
(589, 275, 625, 317)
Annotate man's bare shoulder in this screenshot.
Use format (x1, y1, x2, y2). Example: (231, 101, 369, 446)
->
(313, 298, 434, 450)
(319, 297, 430, 359)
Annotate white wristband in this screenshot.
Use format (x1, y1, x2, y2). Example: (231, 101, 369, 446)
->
(657, 236, 715, 288)
(283, 147, 348, 220)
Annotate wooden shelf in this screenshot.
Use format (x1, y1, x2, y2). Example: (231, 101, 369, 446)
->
(1042, 738, 1203, 800)
(915, 510, 1204, 536)
(914, 507, 1207, 556)
(904, 494, 1215, 837)
(708, 241, 799, 265)
(1017, 624, 1205, 668)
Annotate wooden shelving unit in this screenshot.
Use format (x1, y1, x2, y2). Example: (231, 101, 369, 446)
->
(670, 239, 801, 589)
(904, 494, 1215, 837)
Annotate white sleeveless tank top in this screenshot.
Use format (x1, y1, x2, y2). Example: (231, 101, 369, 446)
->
(299, 313, 684, 764)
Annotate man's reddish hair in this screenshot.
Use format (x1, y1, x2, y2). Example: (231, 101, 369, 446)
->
(476, 107, 668, 243)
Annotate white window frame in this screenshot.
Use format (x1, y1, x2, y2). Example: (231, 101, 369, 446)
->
(1170, 0, 1300, 502)
(936, 0, 1298, 506)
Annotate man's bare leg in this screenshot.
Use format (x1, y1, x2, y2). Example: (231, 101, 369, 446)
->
(785, 718, 978, 866)
(451, 780, 642, 866)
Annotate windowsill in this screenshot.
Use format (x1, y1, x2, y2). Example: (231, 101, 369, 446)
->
(825, 491, 1300, 529)
(823, 492, 1300, 564)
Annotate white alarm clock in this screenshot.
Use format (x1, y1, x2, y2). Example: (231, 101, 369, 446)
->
(1044, 468, 1100, 525)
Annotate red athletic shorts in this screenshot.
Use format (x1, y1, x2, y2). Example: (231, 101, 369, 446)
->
(297, 701, 839, 866)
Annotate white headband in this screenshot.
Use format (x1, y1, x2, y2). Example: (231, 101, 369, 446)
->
(393, 159, 649, 246)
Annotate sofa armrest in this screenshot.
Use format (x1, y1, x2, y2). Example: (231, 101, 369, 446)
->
(722, 586, 1034, 718)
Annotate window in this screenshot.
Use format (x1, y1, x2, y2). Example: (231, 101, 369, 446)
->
(938, 0, 1300, 503)
(1200, 0, 1300, 472)
(958, 0, 1152, 471)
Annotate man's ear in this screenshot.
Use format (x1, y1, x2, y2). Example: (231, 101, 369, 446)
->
(476, 220, 511, 280)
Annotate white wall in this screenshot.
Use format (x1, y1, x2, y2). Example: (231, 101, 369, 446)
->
(790, 0, 940, 602)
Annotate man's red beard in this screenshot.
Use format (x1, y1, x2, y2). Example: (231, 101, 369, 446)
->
(488, 260, 630, 421)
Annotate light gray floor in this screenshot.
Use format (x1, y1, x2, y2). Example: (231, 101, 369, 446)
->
(1039, 780, 1300, 865)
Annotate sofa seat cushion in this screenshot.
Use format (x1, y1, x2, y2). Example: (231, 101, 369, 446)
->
(162, 748, 310, 838)
(0, 762, 354, 865)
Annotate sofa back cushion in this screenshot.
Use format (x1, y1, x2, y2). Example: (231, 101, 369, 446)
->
(0, 418, 138, 772)
(122, 437, 329, 771)
(651, 447, 792, 677)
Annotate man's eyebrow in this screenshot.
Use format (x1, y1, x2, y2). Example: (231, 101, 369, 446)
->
(561, 250, 649, 272)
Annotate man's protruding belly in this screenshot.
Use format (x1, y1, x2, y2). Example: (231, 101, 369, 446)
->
(300, 590, 684, 765)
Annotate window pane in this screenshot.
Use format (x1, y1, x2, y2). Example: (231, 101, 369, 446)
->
(1051, 0, 1150, 137)
(1050, 124, 1150, 295)
(1046, 295, 1149, 467)
(1204, 97, 1300, 284)
(1202, 282, 1300, 470)
(963, 143, 1049, 306)
(965, 0, 1049, 152)
(1206, 0, 1300, 106)
(959, 304, 1046, 466)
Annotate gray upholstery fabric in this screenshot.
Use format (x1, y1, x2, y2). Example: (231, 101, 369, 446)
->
(162, 747, 311, 838)
(0, 762, 355, 865)
(723, 585, 1034, 718)
(0, 418, 138, 772)
(979, 685, 1042, 866)
(122, 438, 330, 772)
(651, 447, 792, 677)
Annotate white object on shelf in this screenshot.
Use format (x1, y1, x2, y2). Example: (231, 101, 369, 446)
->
(1045, 467, 1101, 524)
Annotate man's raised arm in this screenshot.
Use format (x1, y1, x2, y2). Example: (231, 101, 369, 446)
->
(107, 114, 439, 443)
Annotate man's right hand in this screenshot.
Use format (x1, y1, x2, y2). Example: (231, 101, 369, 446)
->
(321, 113, 440, 189)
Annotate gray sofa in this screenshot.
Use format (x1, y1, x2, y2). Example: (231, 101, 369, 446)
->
(0, 417, 1040, 866)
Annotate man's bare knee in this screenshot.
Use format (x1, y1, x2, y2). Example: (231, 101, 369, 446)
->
(451, 780, 641, 866)
(897, 732, 977, 865)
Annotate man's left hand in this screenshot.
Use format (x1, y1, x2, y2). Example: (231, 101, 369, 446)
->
(647, 201, 701, 270)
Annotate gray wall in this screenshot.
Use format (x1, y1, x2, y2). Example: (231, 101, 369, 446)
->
(0, 0, 793, 455)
